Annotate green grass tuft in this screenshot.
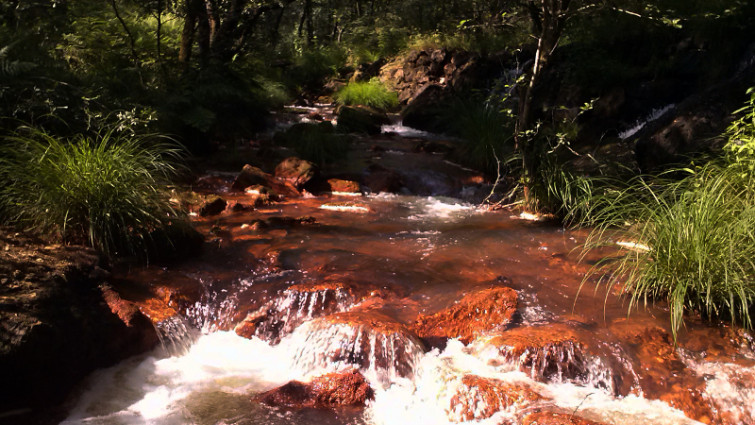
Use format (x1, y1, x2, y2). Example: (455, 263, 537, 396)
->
(0, 126, 186, 257)
(334, 78, 398, 111)
(577, 158, 755, 339)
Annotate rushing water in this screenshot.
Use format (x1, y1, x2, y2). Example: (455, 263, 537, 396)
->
(61, 122, 754, 425)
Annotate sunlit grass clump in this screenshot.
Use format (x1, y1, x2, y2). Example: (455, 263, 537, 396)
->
(335, 78, 398, 111)
(0, 127, 185, 256)
(578, 158, 755, 339)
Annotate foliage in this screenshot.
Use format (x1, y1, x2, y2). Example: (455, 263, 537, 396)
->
(335, 78, 398, 111)
(273, 122, 350, 166)
(575, 91, 755, 338)
(0, 126, 186, 256)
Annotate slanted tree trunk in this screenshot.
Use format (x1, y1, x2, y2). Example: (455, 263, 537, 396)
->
(515, 0, 572, 205)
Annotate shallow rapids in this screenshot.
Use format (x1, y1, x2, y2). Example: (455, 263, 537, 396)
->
(62, 193, 755, 425)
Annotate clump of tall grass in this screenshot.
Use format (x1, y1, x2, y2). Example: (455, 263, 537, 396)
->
(447, 100, 516, 176)
(0, 126, 186, 256)
(334, 78, 398, 111)
(577, 157, 755, 339)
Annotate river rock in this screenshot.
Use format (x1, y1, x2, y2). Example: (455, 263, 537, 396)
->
(448, 375, 543, 422)
(478, 323, 623, 395)
(231, 164, 271, 192)
(198, 196, 227, 217)
(274, 157, 319, 190)
(336, 105, 390, 135)
(521, 411, 605, 425)
(0, 229, 158, 414)
(363, 164, 403, 193)
(400, 84, 449, 133)
(256, 370, 374, 408)
(290, 312, 425, 385)
(234, 281, 357, 343)
(326, 178, 361, 194)
(413, 287, 518, 346)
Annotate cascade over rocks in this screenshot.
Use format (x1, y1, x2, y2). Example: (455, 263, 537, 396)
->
(478, 323, 625, 395)
(234, 281, 358, 343)
(412, 286, 518, 346)
(447, 375, 544, 422)
(290, 311, 425, 385)
(256, 370, 374, 408)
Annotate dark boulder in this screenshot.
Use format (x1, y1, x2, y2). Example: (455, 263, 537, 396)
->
(336, 105, 390, 135)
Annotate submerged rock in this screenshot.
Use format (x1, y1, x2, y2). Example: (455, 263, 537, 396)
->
(413, 286, 518, 346)
(256, 369, 374, 408)
(448, 375, 543, 422)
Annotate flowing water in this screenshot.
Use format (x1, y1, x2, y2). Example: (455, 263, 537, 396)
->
(61, 118, 754, 425)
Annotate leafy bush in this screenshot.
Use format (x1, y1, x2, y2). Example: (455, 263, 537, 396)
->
(0, 126, 186, 256)
(335, 78, 398, 111)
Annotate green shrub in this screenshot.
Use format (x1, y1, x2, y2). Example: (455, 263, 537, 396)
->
(0, 126, 186, 256)
(334, 78, 398, 111)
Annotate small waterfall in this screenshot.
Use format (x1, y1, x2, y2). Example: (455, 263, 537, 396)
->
(286, 316, 426, 387)
(236, 283, 357, 343)
(154, 316, 198, 357)
(618, 104, 675, 139)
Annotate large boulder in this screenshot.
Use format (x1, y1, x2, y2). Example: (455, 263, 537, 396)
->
(230, 164, 271, 192)
(274, 157, 319, 190)
(400, 84, 450, 133)
(336, 105, 391, 135)
(362, 164, 403, 194)
(256, 370, 374, 408)
(0, 229, 158, 417)
(412, 286, 518, 346)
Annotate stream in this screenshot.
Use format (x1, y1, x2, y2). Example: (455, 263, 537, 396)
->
(60, 114, 754, 425)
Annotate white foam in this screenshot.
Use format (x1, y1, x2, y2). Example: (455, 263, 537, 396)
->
(619, 104, 675, 140)
(320, 203, 371, 213)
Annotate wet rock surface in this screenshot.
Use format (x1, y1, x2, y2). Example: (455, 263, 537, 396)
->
(608, 319, 716, 424)
(480, 323, 624, 395)
(231, 164, 272, 192)
(336, 105, 391, 135)
(274, 157, 319, 190)
(234, 281, 358, 343)
(448, 375, 543, 422)
(0, 228, 158, 419)
(291, 312, 425, 384)
(521, 411, 605, 425)
(256, 370, 374, 408)
(413, 286, 518, 346)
